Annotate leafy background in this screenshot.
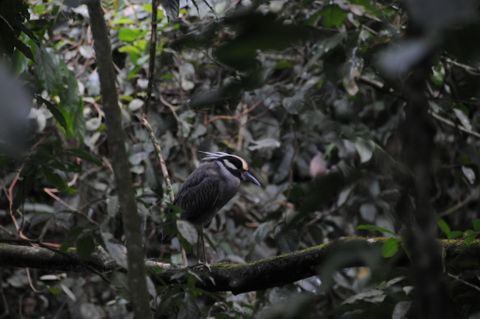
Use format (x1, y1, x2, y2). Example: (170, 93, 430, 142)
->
(0, 0, 480, 318)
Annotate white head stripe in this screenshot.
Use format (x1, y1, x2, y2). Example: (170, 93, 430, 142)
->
(199, 151, 249, 170)
(222, 159, 238, 170)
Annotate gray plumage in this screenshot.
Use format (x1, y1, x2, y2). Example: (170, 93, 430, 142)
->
(174, 161, 240, 226)
(174, 152, 261, 262)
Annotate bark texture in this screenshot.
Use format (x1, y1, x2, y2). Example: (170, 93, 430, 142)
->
(86, 2, 152, 318)
(1, 238, 479, 295)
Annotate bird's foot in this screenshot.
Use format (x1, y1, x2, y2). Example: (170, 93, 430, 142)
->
(191, 261, 211, 272)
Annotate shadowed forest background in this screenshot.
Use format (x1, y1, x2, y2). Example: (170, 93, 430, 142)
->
(0, 0, 480, 318)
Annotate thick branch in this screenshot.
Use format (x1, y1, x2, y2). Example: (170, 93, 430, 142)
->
(0, 243, 116, 271)
(2, 238, 480, 294)
(398, 11, 451, 317)
(86, 2, 151, 318)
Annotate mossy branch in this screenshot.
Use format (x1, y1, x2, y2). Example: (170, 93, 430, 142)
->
(1, 237, 480, 294)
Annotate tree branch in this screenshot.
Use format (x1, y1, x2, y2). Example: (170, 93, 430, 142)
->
(145, 0, 159, 113)
(86, 2, 152, 318)
(2, 238, 480, 295)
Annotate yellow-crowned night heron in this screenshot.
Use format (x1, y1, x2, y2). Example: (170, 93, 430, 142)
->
(174, 151, 261, 262)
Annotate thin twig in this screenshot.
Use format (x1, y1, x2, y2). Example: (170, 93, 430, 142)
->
(236, 103, 247, 151)
(439, 189, 479, 217)
(442, 57, 480, 75)
(42, 188, 99, 226)
(207, 100, 262, 125)
(0, 278, 9, 319)
(447, 273, 480, 293)
(0, 225, 15, 237)
(57, 210, 99, 226)
(141, 0, 174, 203)
(200, 0, 216, 16)
(43, 188, 77, 212)
(359, 74, 384, 89)
(6, 165, 28, 239)
(140, 116, 175, 203)
(145, 0, 160, 113)
(159, 94, 182, 124)
(141, 1, 185, 265)
(0, 14, 14, 32)
(26, 268, 39, 293)
(4, 137, 46, 239)
(429, 110, 480, 139)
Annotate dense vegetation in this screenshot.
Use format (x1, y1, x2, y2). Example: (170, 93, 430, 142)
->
(1, 0, 480, 318)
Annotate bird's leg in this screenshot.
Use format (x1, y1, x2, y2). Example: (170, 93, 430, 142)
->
(201, 229, 207, 263)
(194, 226, 211, 272)
(196, 226, 204, 263)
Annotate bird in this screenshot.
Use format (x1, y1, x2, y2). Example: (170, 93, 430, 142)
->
(174, 151, 261, 263)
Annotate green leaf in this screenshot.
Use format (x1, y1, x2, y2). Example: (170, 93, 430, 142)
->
(118, 28, 146, 42)
(118, 45, 141, 64)
(437, 218, 452, 238)
(49, 286, 62, 296)
(168, 203, 182, 216)
(112, 18, 135, 25)
(319, 5, 347, 28)
(464, 230, 477, 244)
(431, 63, 445, 87)
(354, 138, 376, 163)
(450, 230, 463, 239)
(357, 224, 396, 236)
(13, 38, 33, 60)
(382, 238, 399, 258)
(42, 168, 68, 191)
(275, 59, 292, 70)
(156, 0, 179, 20)
(161, 72, 174, 80)
(135, 39, 148, 51)
(306, 10, 324, 26)
(65, 148, 102, 166)
(34, 48, 84, 138)
(41, 165, 76, 194)
(76, 234, 96, 258)
(473, 219, 480, 232)
(33, 4, 47, 15)
(214, 13, 312, 71)
(118, 45, 141, 55)
(37, 96, 68, 130)
(59, 227, 84, 251)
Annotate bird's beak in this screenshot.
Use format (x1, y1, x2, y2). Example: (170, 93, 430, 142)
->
(242, 171, 262, 186)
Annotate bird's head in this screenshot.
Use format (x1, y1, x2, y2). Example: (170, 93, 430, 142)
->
(200, 151, 262, 186)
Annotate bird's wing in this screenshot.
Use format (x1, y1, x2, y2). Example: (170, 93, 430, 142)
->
(174, 169, 220, 223)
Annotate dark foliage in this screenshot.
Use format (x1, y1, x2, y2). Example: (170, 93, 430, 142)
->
(1, 0, 480, 318)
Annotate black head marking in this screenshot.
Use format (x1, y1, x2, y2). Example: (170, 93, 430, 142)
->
(222, 155, 244, 171)
(199, 151, 249, 170)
